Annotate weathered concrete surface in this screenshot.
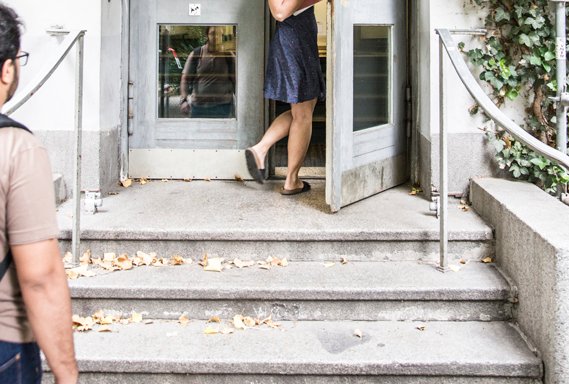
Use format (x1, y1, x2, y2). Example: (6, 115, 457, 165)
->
(57, 181, 494, 261)
(43, 374, 543, 384)
(56, 321, 542, 379)
(471, 178, 569, 384)
(69, 261, 512, 321)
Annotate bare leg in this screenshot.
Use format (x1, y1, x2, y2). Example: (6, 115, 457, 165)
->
(284, 99, 317, 190)
(250, 110, 292, 169)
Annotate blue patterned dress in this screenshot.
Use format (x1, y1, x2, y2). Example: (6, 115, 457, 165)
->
(264, 7, 325, 104)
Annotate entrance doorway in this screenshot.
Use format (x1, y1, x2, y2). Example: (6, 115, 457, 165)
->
(272, 1, 328, 179)
(127, 0, 409, 212)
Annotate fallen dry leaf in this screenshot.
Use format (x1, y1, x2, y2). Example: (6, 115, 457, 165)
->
(481, 257, 494, 264)
(416, 325, 427, 331)
(204, 327, 220, 335)
(354, 329, 363, 338)
(97, 325, 113, 333)
(103, 253, 116, 262)
(208, 316, 221, 323)
(199, 253, 209, 267)
(80, 250, 92, 265)
(63, 252, 73, 265)
(138, 177, 148, 185)
(178, 314, 190, 326)
(233, 258, 256, 269)
(324, 262, 336, 268)
(130, 312, 143, 323)
(114, 254, 133, 271)
(243, 316, 256, 328)
(340, 257, 349, 265)
(170, 255, 185, 266)
(234, 175, 244, 182)
(121, 179, 133, 188)
(72, 315, 95, 332)
(233, 315, 247, 330)
(204, 257, 224, 272)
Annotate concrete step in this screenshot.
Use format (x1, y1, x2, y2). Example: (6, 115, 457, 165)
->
(46, 320, 542, 383)
(57, 181, 494, 261)
(70, 261, 513, 322)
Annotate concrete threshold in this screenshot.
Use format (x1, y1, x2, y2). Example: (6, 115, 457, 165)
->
(57, 181, 492, 241)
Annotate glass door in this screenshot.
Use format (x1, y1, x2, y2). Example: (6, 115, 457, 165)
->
(327, 0, 408, 211)
(129, 0, 265, 179)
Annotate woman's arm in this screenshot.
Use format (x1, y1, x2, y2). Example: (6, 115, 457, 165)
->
(268, 0, 305, 22)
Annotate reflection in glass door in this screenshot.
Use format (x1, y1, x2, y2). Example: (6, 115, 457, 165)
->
(158, 25, 237, 120)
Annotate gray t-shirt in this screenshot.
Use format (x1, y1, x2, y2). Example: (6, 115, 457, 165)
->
(0, 127, 59, 343)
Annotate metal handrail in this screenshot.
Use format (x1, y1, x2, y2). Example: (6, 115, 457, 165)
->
(435, 28, 569, 272)
(3, 30, 86, 266)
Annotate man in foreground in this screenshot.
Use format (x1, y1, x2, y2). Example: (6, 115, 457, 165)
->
(0, 3, 78, 383)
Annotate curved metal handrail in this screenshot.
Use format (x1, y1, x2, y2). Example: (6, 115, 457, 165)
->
(436, 28, 569, 170)
(3, 30, 86, 115)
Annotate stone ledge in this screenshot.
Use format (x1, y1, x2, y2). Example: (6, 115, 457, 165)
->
(471, 177, 569, 384)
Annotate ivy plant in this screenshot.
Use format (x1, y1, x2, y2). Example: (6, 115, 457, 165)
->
(463, 0, 569, 194)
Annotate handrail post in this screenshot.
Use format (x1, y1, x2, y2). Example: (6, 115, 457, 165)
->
(438, 36, 449, 273)
(553, 0, 568, 157)
(72, 32, 85, 265)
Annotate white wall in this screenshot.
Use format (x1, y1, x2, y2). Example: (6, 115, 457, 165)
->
(4, 0, 102, 132)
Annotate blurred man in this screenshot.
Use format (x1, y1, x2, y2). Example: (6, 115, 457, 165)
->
(0, 3, 78, 383)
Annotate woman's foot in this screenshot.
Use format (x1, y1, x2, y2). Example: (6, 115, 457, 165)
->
(245, 148, 264, 184)
(281, 181, 311, 196)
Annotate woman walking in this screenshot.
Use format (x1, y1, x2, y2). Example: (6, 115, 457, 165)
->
(246, 0, 325, 195)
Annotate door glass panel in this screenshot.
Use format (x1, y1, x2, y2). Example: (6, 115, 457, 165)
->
(158, 25, 237, 119)
(353, 25, 390, 132)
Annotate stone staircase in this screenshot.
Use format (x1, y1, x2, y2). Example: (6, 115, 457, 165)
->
(51, 181, 543, 383)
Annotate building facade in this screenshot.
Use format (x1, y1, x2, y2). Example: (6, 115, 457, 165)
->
(5, 0, 497, 210)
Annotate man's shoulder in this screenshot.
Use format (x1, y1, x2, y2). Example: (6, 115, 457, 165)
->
(0, 127, 43, 157)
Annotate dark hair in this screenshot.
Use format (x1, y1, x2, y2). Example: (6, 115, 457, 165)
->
(0, 3, 21, 67)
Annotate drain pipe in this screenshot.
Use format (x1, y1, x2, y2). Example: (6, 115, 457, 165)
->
(552, 0, 568, 157)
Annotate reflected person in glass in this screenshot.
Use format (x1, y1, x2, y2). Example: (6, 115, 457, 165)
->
(179, 26, 236, 118)
(245, 0, 325, 195)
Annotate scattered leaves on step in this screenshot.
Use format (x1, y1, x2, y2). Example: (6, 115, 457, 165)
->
(178, 314, 190, 327)
(481, 256, 494, 264)
(416, 325, 427, 331)
(65, 265, 96, 280)
(353, 329, 363, 338)
(66, 249, 195, 280)
(324, 262, 336, 268)
(121, 179, 133, 188)
(138, 177, 149, 185)
(72, 315, 95, 332)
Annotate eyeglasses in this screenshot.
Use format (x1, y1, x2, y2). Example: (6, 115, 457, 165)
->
(15, 51, 29, 66)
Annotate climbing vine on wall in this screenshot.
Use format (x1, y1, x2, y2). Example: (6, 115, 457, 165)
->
(462, 0, 569, 194)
